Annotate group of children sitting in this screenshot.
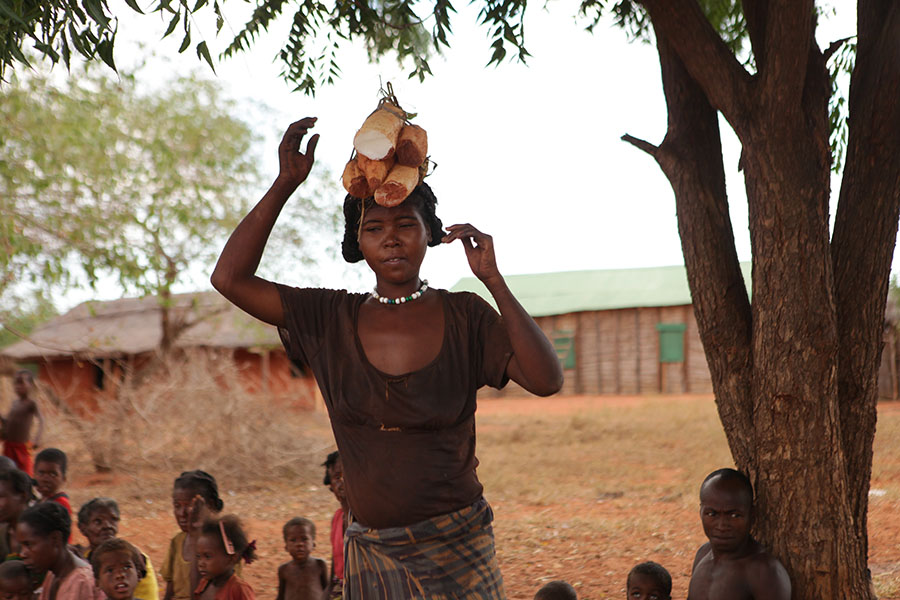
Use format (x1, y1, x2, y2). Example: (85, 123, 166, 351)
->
(0, 446, 350, 600)
(0, 440, 791, 600)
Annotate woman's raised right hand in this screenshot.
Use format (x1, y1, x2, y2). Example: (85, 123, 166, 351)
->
(277, 117, 319, 188)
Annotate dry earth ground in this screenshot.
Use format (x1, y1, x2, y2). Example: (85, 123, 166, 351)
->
(56, 394, 900, 599)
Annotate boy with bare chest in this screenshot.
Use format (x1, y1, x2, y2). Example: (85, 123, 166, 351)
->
(276, 518, 327, 600)
(1, 370, 44, 475)
(688, 469, 791, 600)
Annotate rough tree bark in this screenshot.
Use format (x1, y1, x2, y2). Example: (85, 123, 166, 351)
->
(626, 1, 900, 598)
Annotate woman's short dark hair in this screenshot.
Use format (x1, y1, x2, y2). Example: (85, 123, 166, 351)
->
(19, 502, 70, 541)
(0, 468, 34, 502)
(78, 497, 120, 526)
(341, 182, 445, 263)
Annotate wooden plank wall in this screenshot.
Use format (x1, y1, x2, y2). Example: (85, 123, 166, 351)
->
(482, 304, 714, 398)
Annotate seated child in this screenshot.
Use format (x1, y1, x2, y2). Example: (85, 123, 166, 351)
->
(90, 538, 146, 600)
(34, 448, 70, 514)
(0, 560, 33, 600)
(161, 470, 226, 600)
(276, 517, 328, 600)
(687, 468, 791, 600)
(627, 562, 671, 600)
(16, 502, 104, 600)
(534, 580, 577, 600)
(322, 451, 348, 598)
(194, 515, 256, 600)
(77, 497, 159, 600)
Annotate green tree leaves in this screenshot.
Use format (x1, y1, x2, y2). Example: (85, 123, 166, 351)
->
(0, 66, 257, 309)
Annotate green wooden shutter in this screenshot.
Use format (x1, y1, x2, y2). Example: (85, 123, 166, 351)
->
(552, 330, 576, 370)
(656, 323, 686, 363)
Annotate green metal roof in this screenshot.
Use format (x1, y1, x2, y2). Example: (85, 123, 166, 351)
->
(450, 262, 752, 317)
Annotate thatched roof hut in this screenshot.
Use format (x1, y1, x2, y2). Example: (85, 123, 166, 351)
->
(1, 291, 314, 410)
(2, 291, 278, 361)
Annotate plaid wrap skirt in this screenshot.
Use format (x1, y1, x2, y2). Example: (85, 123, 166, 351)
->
(343, 498, 506, 599)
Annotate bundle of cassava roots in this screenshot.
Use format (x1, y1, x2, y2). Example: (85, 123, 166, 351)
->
(342, 96, 428, 207)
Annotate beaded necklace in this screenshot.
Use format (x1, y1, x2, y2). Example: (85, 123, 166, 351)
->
(371, 280, 429, 304)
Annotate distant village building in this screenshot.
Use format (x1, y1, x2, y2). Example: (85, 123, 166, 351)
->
(452, 263, 900, 400)
(0, 291, 316, 410)
(5, 267, 898, 404)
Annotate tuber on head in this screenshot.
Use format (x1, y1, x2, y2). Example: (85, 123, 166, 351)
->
(353, 103, 404, 160)
(356, 153, 395, 191)
(342, 158, 373, 198)
(396, 124, 428, 167)
(374, 164, 420, 207)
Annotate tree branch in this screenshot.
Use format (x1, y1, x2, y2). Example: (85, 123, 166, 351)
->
(758, 0, 815, 112)
(823, 36, 853, 61)
(620, 134, 659, 158)
(638, 0, 753, 133)
(644, 32, 755, 467)
(742, 0, 769, 70)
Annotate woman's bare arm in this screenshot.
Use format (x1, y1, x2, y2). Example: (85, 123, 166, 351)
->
(443, 224, 563, 396)
(210, 118, 319, 327)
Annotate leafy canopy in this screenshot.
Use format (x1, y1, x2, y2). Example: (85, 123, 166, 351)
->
(1, 62, 339, 333)
(1, 65, 261, 303)
(0, 0, 526, 94)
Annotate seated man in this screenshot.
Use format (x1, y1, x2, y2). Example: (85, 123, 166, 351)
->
(688, 468, 791, 600)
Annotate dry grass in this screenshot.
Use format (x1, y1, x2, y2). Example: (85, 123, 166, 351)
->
(39, 352, 333, 482)
(29, 392, 900, 599)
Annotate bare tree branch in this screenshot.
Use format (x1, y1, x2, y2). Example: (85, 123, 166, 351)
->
(638, 0, 753, 133)
(742, 0, 769, 70)
(620, 134, 659, 157)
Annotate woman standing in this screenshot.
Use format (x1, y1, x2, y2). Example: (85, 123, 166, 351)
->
(211, 117, 562, 598)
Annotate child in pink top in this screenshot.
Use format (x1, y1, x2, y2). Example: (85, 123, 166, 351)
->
(193, 516, 256, 600)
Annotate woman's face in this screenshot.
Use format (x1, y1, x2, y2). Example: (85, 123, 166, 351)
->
(357, 202, 430, 286)
(79, 506, 120, 549)
(16, 522, 61, 572)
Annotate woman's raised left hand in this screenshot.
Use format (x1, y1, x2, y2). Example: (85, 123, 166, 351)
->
(443, 224, 501, 284)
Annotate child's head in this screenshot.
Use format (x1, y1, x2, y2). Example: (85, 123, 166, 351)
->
(699, 468, 754, 553)
(627, 562, 672, 600)
(282, 517, 316, 563)
(172, 470, 224, 533)
(322, 452, 346, 505)
(0, 469, 34, 525)
(34, 448, 67, 499)
(0, 560, 33, 600)
(78, 497, 121, 550)
(196, 516, 257, 581)
(16, 501, 70, 572)
(91, 538, 145, 600)
(534, 580, 577, 600)
(12, 370, 34, 399)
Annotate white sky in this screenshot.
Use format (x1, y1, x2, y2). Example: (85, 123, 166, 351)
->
(60, 0, 866, 307)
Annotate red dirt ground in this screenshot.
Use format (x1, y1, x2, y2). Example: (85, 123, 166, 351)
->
(62, 394, 900, 600)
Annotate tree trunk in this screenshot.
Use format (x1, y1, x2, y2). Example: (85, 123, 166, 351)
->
(831, 0, 900, 577)
(629, 1, 900, 597)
